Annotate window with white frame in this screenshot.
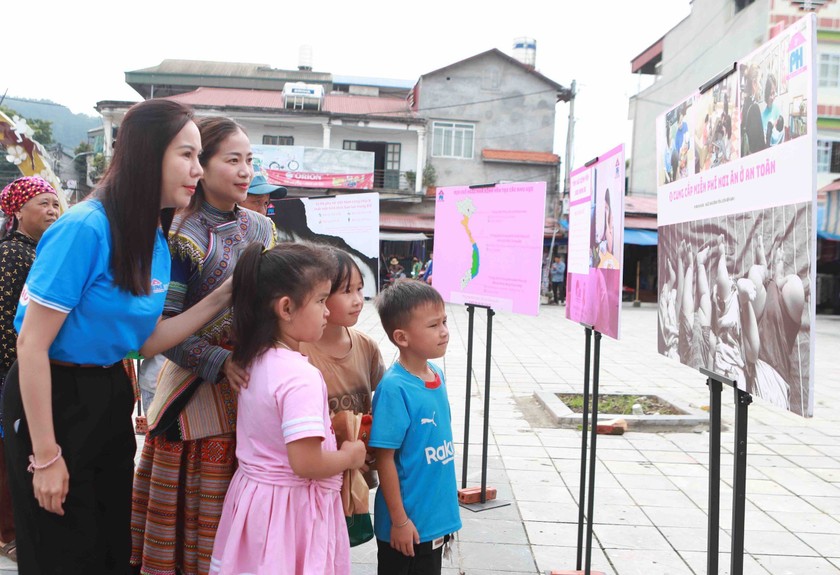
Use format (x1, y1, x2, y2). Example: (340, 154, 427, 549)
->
(819, 53, 840, 88)
(262, 135, 294, 145)
(432, 122, 475, 159)
(817, 139, 840, 173)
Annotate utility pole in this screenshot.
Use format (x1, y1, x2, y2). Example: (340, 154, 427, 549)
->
(563, 79, 577, 206)
(544, 80, 576, 299)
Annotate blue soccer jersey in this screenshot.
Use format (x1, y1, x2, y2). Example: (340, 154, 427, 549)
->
(369, 362, 461, 543)
(15, 200, 170, 365)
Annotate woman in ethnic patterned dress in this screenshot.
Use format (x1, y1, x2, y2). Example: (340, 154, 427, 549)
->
(0, 176, 61, 562)
(130, 117, 277, 575)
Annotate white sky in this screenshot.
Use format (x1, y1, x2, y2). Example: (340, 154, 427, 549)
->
(5, 0, 690, 169)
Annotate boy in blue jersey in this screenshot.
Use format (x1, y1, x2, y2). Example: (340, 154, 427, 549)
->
(370, 279, 461, 575)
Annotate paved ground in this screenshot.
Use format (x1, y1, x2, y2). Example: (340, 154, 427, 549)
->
(2, 302, 838, 573)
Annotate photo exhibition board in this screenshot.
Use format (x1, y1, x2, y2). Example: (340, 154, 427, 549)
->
(565, 144, 626, 340)
(270, 192, 380, 299)
(432, 182, 547, 316)
(655, 15, 816, 416)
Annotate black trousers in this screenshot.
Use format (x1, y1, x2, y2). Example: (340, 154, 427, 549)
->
(3, 361, 136, 575)
(377, 537, 445, 575)
(551, 280, 565, 302)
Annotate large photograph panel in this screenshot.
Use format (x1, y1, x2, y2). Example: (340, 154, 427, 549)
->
(658, 203, 813, 416)
(655, 15, 816, 417)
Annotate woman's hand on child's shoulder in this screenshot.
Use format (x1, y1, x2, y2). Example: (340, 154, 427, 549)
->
(223, 356, 250, 392)
(340, 439, 367, 470)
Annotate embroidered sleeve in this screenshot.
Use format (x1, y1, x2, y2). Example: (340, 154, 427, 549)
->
(162, 236, 230, 383)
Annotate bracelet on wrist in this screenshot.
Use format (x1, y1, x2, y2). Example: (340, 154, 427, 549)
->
(27, 445, 62, 473)
(394, 517, 410, 528)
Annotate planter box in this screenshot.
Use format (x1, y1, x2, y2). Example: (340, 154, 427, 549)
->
(534, 391, 709, 432)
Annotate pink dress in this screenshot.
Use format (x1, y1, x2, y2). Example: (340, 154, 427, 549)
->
(209, 348, 349, 575)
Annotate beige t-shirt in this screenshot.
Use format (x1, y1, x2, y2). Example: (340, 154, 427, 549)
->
(301, 327, 385, 416)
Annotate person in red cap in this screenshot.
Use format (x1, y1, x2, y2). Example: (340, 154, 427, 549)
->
(0, 176, 61, 562)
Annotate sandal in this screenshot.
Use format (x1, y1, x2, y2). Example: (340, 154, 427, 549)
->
(0, 539, 16, 562)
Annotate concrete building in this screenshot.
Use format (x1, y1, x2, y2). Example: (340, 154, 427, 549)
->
(93, 50, 571, 246)
(415, 49, 568, 196)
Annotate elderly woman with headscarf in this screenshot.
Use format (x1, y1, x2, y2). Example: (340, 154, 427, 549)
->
(0, 176, 61, 562)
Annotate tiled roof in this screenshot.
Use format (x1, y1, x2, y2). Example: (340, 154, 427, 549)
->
(165, 87, 414, 117)
(624, 194, 657, 215)
(167, 87, 284, 108)
(380, 212, 435, 232)
(128, 60, 330, 82)
(325, 93, 413, 116)
(624, 215, 657, 230)
(482, 149, 560, 164)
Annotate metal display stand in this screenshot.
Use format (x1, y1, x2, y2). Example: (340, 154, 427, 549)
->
(557, 324, 606, 575)
(459, 303, 510, 512)
(700, 367, 751, 575)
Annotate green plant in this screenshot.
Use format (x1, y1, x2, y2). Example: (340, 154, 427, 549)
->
(89, 153, 108, 184)
(404, 170, 416, 190)
(422, 163, 437, 188)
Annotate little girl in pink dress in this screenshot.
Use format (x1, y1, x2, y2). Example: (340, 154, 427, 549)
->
(210, 243, 366, 575)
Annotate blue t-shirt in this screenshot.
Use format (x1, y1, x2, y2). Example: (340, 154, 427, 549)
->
(14, 200, 170, 365)
(369, 362, 461, 543)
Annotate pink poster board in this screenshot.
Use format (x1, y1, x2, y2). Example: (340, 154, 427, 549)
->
(564, 144, 625, 340)
(432, 182, 547, 316)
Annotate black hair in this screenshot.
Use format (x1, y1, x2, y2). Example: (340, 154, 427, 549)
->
(232, 242, 334, 367)
(176, 116, 248, 235)
(374, 279, 444, 345)
(327, 247, 364, 295)
(96, 99, 194, 295)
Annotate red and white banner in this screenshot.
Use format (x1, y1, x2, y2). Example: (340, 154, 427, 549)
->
(265, 168, 374, 189)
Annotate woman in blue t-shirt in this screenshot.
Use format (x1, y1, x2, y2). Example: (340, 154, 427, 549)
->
(2, 99, 234, 574)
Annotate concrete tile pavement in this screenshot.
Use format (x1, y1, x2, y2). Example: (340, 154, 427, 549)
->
(2, 302, 838, 573)
(350, 301, 840, 574)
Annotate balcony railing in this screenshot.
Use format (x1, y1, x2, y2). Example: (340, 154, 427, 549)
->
(371, 169, 423, 195)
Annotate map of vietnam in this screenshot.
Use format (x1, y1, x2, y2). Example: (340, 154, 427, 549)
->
(458, 198, 479, 287)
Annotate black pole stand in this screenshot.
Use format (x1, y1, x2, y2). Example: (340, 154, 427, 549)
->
(699, 368, 749, 575)
(575, 325, 593, 571)
(731, 387, 752, 575)
(461, 305, 476, 490)
(699, 368, 725, 575)
(557, 325, 605, 575)
(583, 330, 604, 575)
(459, 304, 510, 512)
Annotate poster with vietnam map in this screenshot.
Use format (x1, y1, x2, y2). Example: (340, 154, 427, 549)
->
(432, 182, 547, 316)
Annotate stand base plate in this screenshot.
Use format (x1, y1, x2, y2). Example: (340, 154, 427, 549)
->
(459, 498, 511, 512)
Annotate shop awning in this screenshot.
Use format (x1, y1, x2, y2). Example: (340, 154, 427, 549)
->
(380, 231, 429, 241)
(624, 228, 658, 246)
(818, 200, 840, 241)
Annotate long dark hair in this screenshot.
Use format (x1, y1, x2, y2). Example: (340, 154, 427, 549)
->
(97, 99, 195, 295)
(176, 117, 247, 230)
(232, 243, 334, 367)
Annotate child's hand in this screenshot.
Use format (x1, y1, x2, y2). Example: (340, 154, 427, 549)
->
(390, 518, 420, 557)
(364, 451, 376, 471)
(340, 439, 367, 470)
